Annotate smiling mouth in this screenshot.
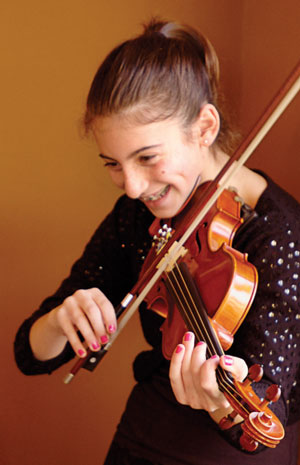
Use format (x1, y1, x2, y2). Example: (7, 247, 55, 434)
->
(140, 185, 170, 202)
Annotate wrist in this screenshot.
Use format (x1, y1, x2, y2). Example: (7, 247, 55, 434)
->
(29, 307, 68, 361)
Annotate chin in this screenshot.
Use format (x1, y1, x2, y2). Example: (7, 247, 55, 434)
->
(150, 206, 180, 219)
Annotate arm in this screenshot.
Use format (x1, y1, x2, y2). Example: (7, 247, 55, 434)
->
(14, 195, 149, 374)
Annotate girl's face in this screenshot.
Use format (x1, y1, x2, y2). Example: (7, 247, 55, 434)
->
(93, 114, 212, 219)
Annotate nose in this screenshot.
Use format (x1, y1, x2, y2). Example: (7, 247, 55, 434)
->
(122, 167, 149, 199)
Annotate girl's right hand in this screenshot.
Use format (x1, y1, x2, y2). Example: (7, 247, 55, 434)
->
(29, 287, 117, 361)
(51, 287, 117, 358)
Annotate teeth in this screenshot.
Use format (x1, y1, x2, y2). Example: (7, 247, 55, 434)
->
(143, 185, 169, 202)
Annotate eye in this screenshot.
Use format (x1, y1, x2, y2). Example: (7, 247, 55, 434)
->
(102, 161, 122, 173)
(99, 156, 119, 169)
(98, 153, 121, 170)
(139, 154, 157, 164)
(103, 161, 117, 167)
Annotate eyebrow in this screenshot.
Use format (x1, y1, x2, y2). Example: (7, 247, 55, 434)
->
(99, 144, 162, 161)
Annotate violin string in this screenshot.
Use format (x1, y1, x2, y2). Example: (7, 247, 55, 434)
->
(166, 267, 251, 419)
(167, 266, 241, 395)
(166, 267, 219, 354)
(166, 268, 248, 416)
(166, 263, 251, 418)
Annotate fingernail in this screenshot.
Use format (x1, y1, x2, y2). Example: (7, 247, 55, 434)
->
(176, 345, 183, 354)
(78, 349, 86, 357)
(211, 354, 218, 359)
(196, 341, 205, 346)
(92, 342, 100, 350)
(224, 355, 233, 366)
(108, 324, 116, 333)
(101, 335, 109, 344)
(184, 332, 193, 342)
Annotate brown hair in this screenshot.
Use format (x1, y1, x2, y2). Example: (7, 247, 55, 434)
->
(84, 18, 237, 153)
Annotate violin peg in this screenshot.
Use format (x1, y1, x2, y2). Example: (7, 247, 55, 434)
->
(242, 364, 263, 386)
(260, 384, 281, 408)
(219, 410, 238, 430)
(239, 431, 259, 452)
(266, 384, 281, 402)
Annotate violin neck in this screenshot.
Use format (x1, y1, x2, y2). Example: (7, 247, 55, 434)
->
(165, 261, 238, 396)
(165, 261, 224, 357)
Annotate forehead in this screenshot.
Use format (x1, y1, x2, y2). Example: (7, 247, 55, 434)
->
(92, 112, 193, 145)
(92, 113, 137, 134)
(93, 113, 189, 149)
(93, 117, 164, 161)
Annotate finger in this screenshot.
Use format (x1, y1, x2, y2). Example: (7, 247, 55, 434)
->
(219, 355, 248, 382)
(73, 289, 114, 346)
(199, 355, 220, 391)
(190, 341, 207, 377)
(198, 355, 230, 410)
(169, 344, 188, 404)
(90, 288, 117, 336)
(63, 293, 102, 351)
(181, 332, 195, 369)
(181, 341, 207, 409)
(55, 304, 91, 357)
(180, 332, 200, 399)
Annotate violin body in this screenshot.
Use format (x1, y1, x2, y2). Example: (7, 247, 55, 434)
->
(141, 183, 258, 359)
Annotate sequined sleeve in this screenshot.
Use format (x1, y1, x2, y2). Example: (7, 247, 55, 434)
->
(14, 195, 154, 375)
(231, 177, 300, 428)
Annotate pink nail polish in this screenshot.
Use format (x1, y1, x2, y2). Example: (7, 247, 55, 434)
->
(176, 345, 183, 354)
(224, 355, 233, 366)
(92, 342, 100, 350)
(184, 332, 193, 342)
(78, 349, 85, 357)
(211, 354, 218, 359)
(101, 335, 109, 344)
(196, 341, 204, 346)
(108, 324, 116, 333)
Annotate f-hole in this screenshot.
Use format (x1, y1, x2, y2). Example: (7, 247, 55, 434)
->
(195, 221, 207, 253)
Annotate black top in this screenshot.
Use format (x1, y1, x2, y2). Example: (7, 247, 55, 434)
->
(14, 173, 300, 464)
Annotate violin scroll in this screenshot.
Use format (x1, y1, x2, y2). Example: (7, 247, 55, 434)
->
(219, 364, 284, 451)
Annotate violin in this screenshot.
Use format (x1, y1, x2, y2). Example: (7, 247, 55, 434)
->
(139, 182, 283, 451)
(63, 61, 300, 451)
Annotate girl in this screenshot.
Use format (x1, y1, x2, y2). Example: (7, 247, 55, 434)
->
(14, 19, 300, 464)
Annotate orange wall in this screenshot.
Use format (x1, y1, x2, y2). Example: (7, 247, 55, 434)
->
(1, 1, 299, 464)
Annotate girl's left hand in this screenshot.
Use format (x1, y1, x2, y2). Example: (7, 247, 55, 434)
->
(169, 332, 248, 412)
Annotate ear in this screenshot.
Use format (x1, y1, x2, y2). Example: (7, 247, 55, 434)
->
(196, 104, 220, 147)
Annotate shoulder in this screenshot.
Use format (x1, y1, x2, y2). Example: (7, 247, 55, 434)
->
(256, 171, 300, 218)
(254, 172, 300, 248)
(243, 170, 300, 235)
(235, 171, 300, 271)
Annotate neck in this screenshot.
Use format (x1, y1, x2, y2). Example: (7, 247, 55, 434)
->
(204, 149, 267, 209)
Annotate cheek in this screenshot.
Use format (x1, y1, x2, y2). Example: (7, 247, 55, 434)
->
(156, 156, 177, 176)
(151, 159, 168, 177)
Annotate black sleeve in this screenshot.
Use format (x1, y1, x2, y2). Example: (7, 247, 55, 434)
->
(220, 193, 300, 451)
(14, 196, 153, 375)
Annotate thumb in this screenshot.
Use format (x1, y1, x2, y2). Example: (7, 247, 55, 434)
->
(220, 355, 248, 382)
